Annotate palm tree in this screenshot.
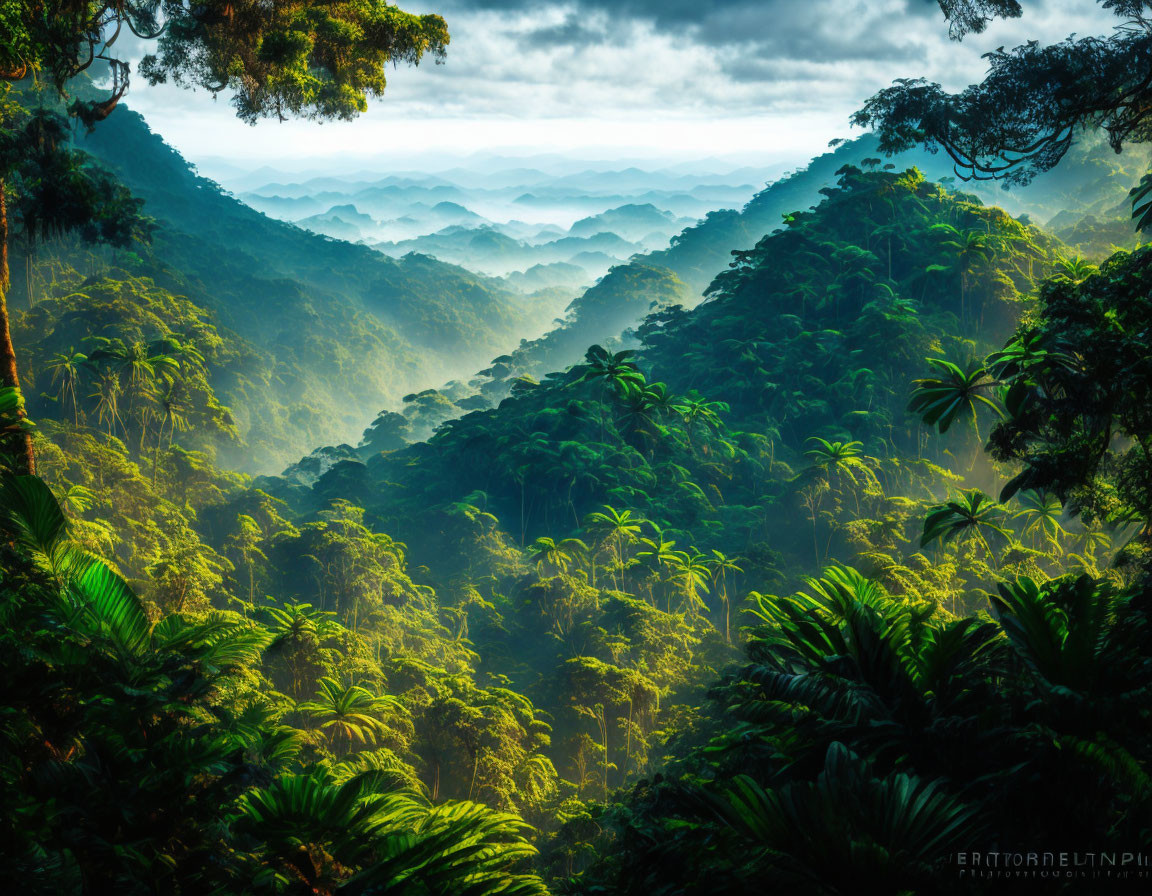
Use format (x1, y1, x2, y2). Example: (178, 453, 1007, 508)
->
(1013, 490, 1068, 548)
(584, 505, 643, 592)
(88, 336, 178, 390)
(264, 602, 340, 699)
(708, 549, 743, 643)
(908, 358, 1003, 469)
(921, 488, 1009, 559)
(581, 344, 645, 393)
(152, 378, 190, 481)
(672, 393, 728, 453)
(527, 535, 587, 576)
(297, 676, 402, 755)
(992, 576, 1141, 704)
(45, 348, 86, 425)
(236, 768, 547, 896)
(804, 437, 878, 513)
(87, 336, 178, 443)
(89, 369, 124, 437)
(667, 549, 711, 616)
(707, 748, 982, 893)
(927, 223, 1000, 325)
(618, 380, 673, 448)
(909, 358, 1002, 437)
(635, 530, 678, 606)
(581, 345, 645, 441)
(153, 334, 205, 372)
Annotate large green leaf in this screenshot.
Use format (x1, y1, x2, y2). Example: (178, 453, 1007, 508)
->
(0, 473, 87, 579)
(0, 474, 67, 556)
(66, 558, 152, 654)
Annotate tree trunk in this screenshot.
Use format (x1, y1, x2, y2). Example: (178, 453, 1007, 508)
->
(152, 416, 165, 485)
(469, 750, 480, 801)
(601, 708, 609, 802)
(0, 184, 35, 473)
(620, 693, 633, 786)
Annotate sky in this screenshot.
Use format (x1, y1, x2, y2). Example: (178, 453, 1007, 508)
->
(118, 0, 1121, 175)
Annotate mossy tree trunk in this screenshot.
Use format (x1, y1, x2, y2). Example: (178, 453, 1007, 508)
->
(0, 183, 35, 474)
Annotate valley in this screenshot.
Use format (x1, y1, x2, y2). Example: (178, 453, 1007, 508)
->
(5, 2, 1152, 892)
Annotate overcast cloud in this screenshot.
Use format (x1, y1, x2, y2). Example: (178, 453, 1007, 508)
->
(118, 0, 1121, 171)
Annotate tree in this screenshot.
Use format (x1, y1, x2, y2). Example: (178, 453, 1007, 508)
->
(1013, 490, 1068, 549)
(708, 549, 743, 643)
(853, 2, 1152, 187)
(89, 367, 123, 437)
(152, 378, 190, 480)
(634, 530, 679, 607)
(921, 488, 1010, 558)
(908, 357, 1003, 468)
(234, 768, 547, 896)
(991, 575, 1148, 707)
(926, 223, 999, 325)
(0, 0, 449, 472)
(263, 602, 341, 700)
(666, 548, 712, 617)
(804, 437, 878, 512)
(617, 379, 674, 448)
(45, 346, 86, 424)
(225, 513, 267, 607)
(987, 249, 1152, 557)
(584, 505, 643, 592)
(581, 345, 645, 440)
(297, 676, 402, 755)
(581, 345, 645, 393)
(145, 525, 230, 615)
(527, 535, 587, 577)
(672, 392, 728, 453)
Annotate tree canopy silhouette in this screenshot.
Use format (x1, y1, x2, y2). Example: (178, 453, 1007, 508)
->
(853, 1, 1152, 185)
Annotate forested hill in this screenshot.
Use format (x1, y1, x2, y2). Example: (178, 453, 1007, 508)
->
(15, 105, 561, 469)
(274, 165, 1070, 612)
(76, 108, 546, 352)
(342, 132, 1151, 456)
(529, 131, 1150, 369)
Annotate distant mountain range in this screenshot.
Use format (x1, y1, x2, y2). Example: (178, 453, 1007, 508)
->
(231, 162, 771, 282)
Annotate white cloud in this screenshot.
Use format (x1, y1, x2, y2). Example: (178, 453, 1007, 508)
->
(118, 0, 1121, 169)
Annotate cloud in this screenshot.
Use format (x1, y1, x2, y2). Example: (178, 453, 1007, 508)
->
(119, 0, 1123, 165)
(522, 12, 609, 49)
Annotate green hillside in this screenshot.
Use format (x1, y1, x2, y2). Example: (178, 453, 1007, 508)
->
(11, 106, 560, 471)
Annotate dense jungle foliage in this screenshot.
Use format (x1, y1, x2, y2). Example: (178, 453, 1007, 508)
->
(5, 0, 1152, 893)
